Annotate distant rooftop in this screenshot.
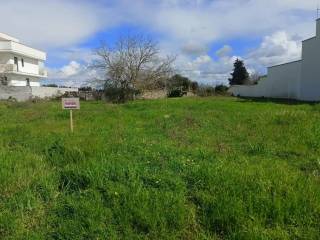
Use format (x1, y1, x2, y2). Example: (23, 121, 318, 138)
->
(0, 33, 20, 43)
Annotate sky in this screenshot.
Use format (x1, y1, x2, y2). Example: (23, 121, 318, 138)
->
(0, 0, 318, 86)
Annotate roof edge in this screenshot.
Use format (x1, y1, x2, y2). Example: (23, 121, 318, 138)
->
(268, 59, 302, 69)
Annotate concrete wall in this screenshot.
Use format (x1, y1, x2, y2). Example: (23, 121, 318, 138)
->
(0, 86, 78, 101)
(229, 58, 302, 99)
(300, 33, 320, 101)
(230, 60, 301, 99)
(31, 87, 78, 99)
(267, 60, 301, 99)
(0, 86, 31, 101)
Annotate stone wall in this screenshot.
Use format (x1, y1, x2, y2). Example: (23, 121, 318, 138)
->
(139, 90, 167, 99)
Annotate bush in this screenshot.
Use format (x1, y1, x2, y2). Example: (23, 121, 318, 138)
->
(196, 85, 229, 97)
(167, 74, 199, 93)
(190, 81, 199, 93)
(167, 89, 184, 98)
(196, 85, 216, 97)
(79, 86, 93, 91)
(104, 87, 140, 103)
(215, 85, 229, 95)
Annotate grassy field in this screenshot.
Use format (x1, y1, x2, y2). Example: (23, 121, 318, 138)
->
(0, 97, 319, 239)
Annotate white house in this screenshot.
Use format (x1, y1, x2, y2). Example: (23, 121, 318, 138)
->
(230, 19, 320, 101)
(0, 32, 47, 87)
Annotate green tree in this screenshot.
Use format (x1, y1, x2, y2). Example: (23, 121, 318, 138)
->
(229, 59, 249, 85)
(168, 74, 191, 91)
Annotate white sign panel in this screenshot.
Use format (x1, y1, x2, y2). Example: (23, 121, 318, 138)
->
(62, 98, 80, 110)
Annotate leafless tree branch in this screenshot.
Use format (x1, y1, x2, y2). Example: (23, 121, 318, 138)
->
(91, 34, 175, 92)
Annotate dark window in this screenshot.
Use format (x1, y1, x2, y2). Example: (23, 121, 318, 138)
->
(22, 58, 24, 67)
(26, 78, 30, 86)
(1, 76, 8, 86)
(14, 57, 18, 71)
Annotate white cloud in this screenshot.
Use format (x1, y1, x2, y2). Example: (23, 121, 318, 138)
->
(216, 45, 233, 58)
(46, 61, 99, 87)
(0, 0, 117, 48)
(246, 31, 302, 71)
(176, 50, 239, 85)
(181, 41, 209, 55)
(61, 61, 81, 77)
(119, 0, 315, 50)
(1, 0, 315, 86)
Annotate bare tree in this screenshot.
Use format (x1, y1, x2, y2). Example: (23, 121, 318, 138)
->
(249, 72, 263, 85)
(91, 35, 175, 101)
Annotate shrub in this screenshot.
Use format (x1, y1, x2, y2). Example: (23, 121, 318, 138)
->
(167, 74, 199, 94)
(167, 89, 184, 98)
(43, 84, 58, 88)
(190, 81, 199, 93)
(104, 87, 140, 103)
(215, 85, 229, 95)
(196, 85, 216, 97)
(196, 85, 229, 97)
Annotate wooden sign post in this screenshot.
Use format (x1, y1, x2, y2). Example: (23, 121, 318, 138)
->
(62, 98, 80, 133)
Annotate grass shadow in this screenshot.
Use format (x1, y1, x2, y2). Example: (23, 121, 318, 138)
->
(236, 96, 319, 106)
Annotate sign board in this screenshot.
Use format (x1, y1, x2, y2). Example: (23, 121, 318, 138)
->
(62, 98, 80, 110)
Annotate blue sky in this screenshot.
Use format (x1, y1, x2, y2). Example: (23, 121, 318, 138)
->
(0, 0, 318, 86)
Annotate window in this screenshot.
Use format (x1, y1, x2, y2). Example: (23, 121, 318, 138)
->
(1, 76, 8, 86)
(26, 78, 30, 86)
(14, 57, 18, 71)
(21, 58, 24, 67)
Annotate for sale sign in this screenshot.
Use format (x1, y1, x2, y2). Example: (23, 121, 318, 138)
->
(62, 98, 80, 110)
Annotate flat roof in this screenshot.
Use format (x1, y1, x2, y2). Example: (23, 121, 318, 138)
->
(0, 33, 19, 42)
(268, 59, 302, 69)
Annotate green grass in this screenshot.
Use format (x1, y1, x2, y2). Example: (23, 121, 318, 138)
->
(0, 97, 319, 239)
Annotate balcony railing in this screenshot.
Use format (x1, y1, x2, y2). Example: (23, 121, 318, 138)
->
(0, 64, 47, 77)
(0, 63, 17, 72)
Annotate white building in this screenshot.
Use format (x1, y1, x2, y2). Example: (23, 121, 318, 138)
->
(0, 33, 47, 87)
(230, 19, 320, 102)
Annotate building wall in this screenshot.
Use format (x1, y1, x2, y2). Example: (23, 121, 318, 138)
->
(299, 33, 320, 101)
(230, 61, 301, 99)
(0, 53, 12, 64)
(0, 53, 40, 75)
(229, 19, 320, 101)
(7, 75, 40, 87)
(267, 61, 301, 99)
(17, 56, 39, 75)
